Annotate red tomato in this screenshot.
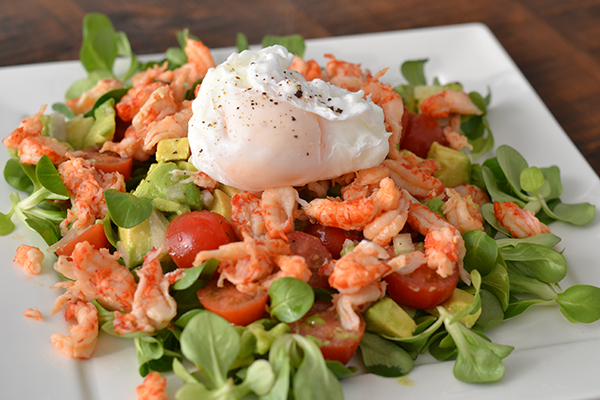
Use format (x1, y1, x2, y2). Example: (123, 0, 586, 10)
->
(78, 150, 133, 181)
(197, 279, 268, 326)
(55, 223, 110, 256)
(384, 264, 459, 309)
(166, 211, 237, 269)
(289, 301, 365, 365)
(399, 113, 448, 158)
(303, 224, 362, 259)
(287, 231, 332, 289)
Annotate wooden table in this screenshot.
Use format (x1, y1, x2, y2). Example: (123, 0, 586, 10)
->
(2, 0, 600, 174)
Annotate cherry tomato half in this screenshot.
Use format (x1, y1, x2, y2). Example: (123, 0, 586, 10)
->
(197, 279, 268, 326)
(78, 150, 133, 181)
(384, 264, 459, 309)
(303, 223, 362, 259)
(287, 231, 332, 289)
(55, 223, 110, 257)
(289, 301, 365, 365)
(399, 113, 448, 158)
(166, 210, 237, 269)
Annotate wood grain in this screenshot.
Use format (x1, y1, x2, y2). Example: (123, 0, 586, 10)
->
(2, 0, 600, 174)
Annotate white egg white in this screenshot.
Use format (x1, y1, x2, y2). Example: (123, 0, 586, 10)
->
(188, 45, 390, 192)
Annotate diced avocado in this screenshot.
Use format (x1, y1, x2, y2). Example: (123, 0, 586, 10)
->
(66, 115, 95, 149)
(82, 98, 116, 149)
(40, 113, 68, 141)
(175, 160, 197, 172)
(364, 297, 417, 339)
(413, 82, 464, 110)
(117, 208, 170, 267)
(208, 188, 233, 222)
(427, 288, 482, 328)
(219, 183, 242, 197)
(427, 141, 471, 188)
(156, 138, 190, 162)
(413, 85, 444, 104)
(134, 161, 203, 215)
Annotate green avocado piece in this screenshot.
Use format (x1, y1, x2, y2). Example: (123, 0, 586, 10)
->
(82, 98, 116, 149)
(219, 183, 242, 197)
(117, 208, 170, 267)
(134, 161, 203, 215)
(66, 115, 95, 149)
(364, 297, 417, 339)
(208, 188, 232, 222)
(156, 138, 190, 162)
(427, 141, 471, 188)
(427, 288, 482, 328)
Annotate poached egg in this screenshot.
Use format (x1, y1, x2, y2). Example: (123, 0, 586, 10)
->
(188, 45, 390, 192)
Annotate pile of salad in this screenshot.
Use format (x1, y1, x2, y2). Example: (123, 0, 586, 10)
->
(3, 13, 600, 400)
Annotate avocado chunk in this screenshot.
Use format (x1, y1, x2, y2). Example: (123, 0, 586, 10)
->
(134, 161, 203, 215)
(219, 183, 242, 197)
(427, 288, 482, 328)
(427, 141, 471, 188)
(117, 208, 170, 267)
(364, 297, 417, 338)
(66, 115, 95, 148)
(208, 188, 233, 222)
(82, 98, 116, 149)
(156, 138, 190, 162)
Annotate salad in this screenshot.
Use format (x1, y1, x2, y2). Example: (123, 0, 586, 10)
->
(2, 13, 600, 400)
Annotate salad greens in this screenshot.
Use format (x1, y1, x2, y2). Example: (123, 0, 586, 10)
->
(3, 12, 600, 399)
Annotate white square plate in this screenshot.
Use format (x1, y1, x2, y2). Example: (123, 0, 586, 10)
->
(1, 23, 599, 400)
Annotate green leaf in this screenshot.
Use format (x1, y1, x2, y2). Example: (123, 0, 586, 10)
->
(468, 91, 487, 114)
(462, 230, 498, 276)
(83, 87, 130, 118)
(496, 145, 528, 197)
(80, 13, 119, 74)
(453, 340, 506, 383)
(269, 277, 314, 323)
(400, 59, 428, 86)
(0, 211, 16, 236)
(520, 166, 545, 193)
(172, 258, 219, 290)
(166, 47, 188, 68)
(4, 158, 34, 193)
(52, 103, 76, 119)
(24, 216, 61, 245)
(236, 32, 249, 52)
(261, 34, 306, 58)
(35, 155, 69, 197)
(501, 243, 567, 284)
(540, 166, 562, 200)
(180, 310, 240, 387)
(104, 189, 153, 229)
(556, 285, 600, 323)
(545, 201, 595, 226)
(114, 31, 139, 81)
(481, 258, 510, 310)
(326, 360, 358, 379)
(496, 232, 561, 249)
(481, 166, 524, 207)
(476, 290, 505, 330)
(504, 296, 548, 320)
(359, 333, 414, 377)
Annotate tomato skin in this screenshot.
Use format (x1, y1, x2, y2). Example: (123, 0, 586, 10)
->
(78, 150, 133, 181)
(197, 280, 268, 326)
(384, 264, 459, 309)
(287, 231, 332, 289)
(55, 223, 110, 256)
(303, 224, 362, 259)
(166, 211, 237, 269)
(289, 301, 365, 365)
(399, 113, 448, 158)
